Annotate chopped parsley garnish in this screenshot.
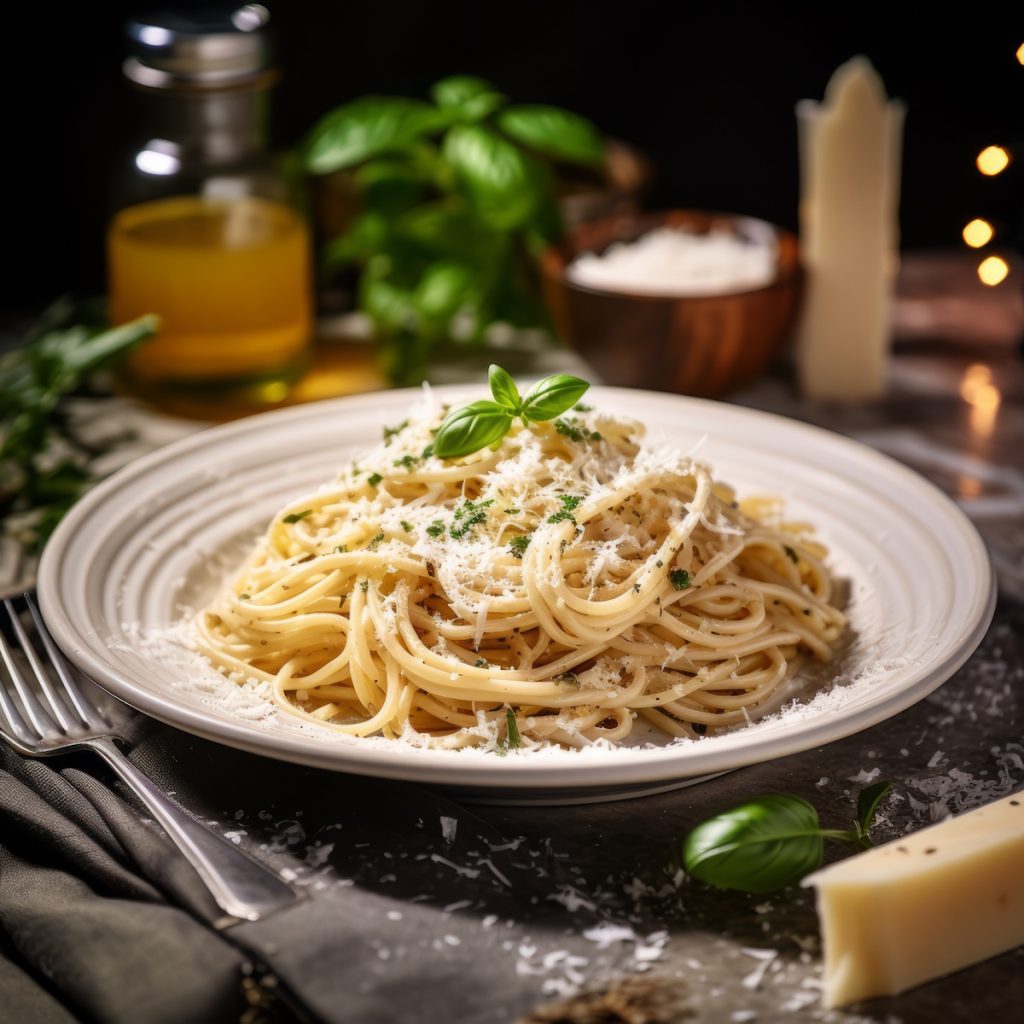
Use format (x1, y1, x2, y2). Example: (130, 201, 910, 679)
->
(547, 493, 583, 525)
(554, 416, 602, 443)
(670, 569, 692, 590)
(367, 472, 383, 487)
(334, 544, 348, 553)
(573, 402, 593, 412)
(474, 658, 489, 668)
(282, 509, 312, 524)
(400, 520, 413, 533)
(383, 419, 408, 445)
(508, 534, 532, 558)
(504, 708, 521, 749)
(426, 520, 446, 538)
(369, 530, 385, 549)
(393, 454, 419, 472)
(422, 443, 434, 459)
(784, 545, 799, 564)
(450, 498, 494, 540)
(239, 593, 251, 600)
(505, 507, 520, 515)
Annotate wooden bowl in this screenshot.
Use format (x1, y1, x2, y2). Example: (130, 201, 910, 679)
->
(539, 210, 801, 397)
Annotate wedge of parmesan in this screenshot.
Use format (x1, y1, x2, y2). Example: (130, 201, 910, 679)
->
(803, 790, 1024, 1008)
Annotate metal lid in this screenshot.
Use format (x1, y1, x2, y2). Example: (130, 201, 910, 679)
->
(124, 4, 274, 90)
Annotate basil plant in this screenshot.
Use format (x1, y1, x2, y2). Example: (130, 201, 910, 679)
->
(303, 76, 604, 384)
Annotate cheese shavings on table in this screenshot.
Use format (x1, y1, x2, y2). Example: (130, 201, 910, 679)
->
(803, 790, 1024, 1008)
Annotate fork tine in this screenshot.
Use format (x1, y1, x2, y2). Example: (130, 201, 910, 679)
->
(0, 602, 49, 739)
(0, 631, 37, 744)
(22, 593, 95, 729)
(16, 595, 80, 731)
(24, 594, 99, 727)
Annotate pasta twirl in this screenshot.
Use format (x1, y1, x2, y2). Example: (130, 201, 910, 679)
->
(196, 401, 845, 750)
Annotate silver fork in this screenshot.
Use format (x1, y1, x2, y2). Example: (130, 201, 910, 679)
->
(0, 592, 299, 924)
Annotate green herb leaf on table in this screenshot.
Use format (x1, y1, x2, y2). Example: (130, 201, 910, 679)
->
(682, 794, 825, 895)
(680, 784, 892, 894)
(855, 781, 892, 845)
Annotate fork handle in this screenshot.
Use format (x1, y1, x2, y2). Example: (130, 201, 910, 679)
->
(88, 737, 299, 923)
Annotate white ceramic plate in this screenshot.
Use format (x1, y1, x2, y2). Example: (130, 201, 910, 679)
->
(38, 387, 995, 803)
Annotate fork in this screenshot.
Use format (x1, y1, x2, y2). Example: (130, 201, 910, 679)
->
(0, 592, 299, 924)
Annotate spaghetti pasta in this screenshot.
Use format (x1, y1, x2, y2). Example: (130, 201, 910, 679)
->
(196, 395, 846, 750)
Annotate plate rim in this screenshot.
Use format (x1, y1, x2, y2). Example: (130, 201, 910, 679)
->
(37, 386, 997, 791)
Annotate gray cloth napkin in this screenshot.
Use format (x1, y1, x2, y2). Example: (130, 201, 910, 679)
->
(0, 723, 630, 1024)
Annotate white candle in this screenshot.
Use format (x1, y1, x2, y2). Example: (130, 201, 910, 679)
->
(795, 57, 905, 400)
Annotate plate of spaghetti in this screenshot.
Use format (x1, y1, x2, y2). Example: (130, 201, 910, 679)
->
(38, 374, 995, 802)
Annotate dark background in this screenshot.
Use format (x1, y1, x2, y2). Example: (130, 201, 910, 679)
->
(4, 1, 1022, 313)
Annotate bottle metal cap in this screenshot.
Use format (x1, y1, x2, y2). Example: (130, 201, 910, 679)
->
(124, 4, 274, 90)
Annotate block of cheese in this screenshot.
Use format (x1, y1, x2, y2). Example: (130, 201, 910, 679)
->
(803, 791, 1024, 1008)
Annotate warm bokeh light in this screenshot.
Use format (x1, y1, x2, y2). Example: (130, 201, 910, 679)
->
(1017, 42, 1024, 64)
(977, 255, 1010, 286)
(960, 363, 1001, 439)
(977, 145, 1010, 175)
(962, 218, 994, 248)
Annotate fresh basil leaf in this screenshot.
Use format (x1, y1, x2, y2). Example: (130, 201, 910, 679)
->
(358, 256, 415, 330)
(488, 364, 521, 412)
(520, 373, 590, 422)
(354, 159, 423, 216)
(413, 261, 477, 320)
(855, 781, 892, 841)
(305, 97, 444, 174)
(443, 124, 546, 229)
(497, 105, 604, 165)
(322, 211, 390, 269)
(431, 75, 505, 122)
(682, 794, 824, 894)
(433, 400, 512, 458)
(394, 202, 492, 262)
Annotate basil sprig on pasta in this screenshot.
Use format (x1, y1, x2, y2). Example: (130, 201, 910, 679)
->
(433, 365, 590, 458)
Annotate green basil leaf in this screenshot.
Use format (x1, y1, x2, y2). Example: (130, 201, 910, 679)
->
(358, 256, 414, 330)
(321, 211, 390, 269)
(488, 364, 521, 412)
(433, 400, 512, 458)
(431, 75, 505, 122)
(394, 202, 493, 262)
(413, 261, 476, 320)
(443, 124, 546, 229)
(305, 97, 444, 174)
(682, 794, 824, 894)
(497, 105, 604, 165)
(855, 781, 892, 840)
(520, 373, 590, 422)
